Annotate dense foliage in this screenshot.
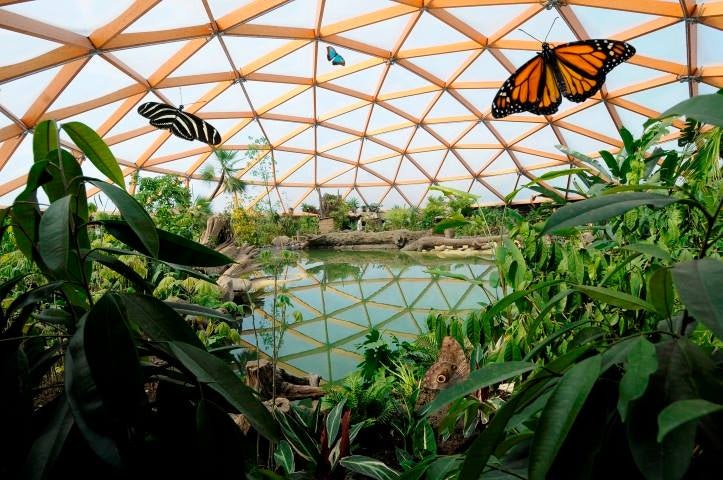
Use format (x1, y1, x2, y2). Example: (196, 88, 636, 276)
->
(133, 174, 210, 240)
(0, 121, 277, 479)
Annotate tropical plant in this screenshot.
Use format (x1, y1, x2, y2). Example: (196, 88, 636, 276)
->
(330, 91, 723, 480)
(133, 174, 210, 240)
(0, 120, 279, 478)
(201, 148, 247, 208)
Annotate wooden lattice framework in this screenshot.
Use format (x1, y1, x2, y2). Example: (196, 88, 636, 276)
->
(0, 0, 721, 209)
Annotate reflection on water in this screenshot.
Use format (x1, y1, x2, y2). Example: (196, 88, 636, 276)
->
(241, 250, 497, 381)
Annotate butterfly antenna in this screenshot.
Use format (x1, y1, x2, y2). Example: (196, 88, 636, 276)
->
(517, 28, 541, 43)
(543, 17, 559, 43)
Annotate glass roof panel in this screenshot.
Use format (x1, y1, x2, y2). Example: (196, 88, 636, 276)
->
(1, 0, 720, 209)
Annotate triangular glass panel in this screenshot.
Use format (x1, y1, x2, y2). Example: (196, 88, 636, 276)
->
(3, 0, 133, 36)
(198, 83, 253, 113)
(324, 139, 362, 161)
(371, 126, 414, 148)
(382, 187, 408, 208)
(458, 121, 499, 144)
(561, 103, 620, 140)
(449, 4, 529, 35)
(430, 121, 472, 144)
(482, 150, 517, 174)
(503, 8, 577, 44)
(407, 150, 446, 176)
(398, 183, 429, 206)
(408, 127, 443, 150)
(258, 42, 314, 78)
(409, 51, 474, 83)
(426, 91, 472, 118)
(366, 155, 400, 179)
(402, 11, 469, 50)
(0, 29, 62, 67)
(224, 36, 289, 70)
(111, 40, 186, 78)
(380, 64, 435, 96)
(436, 152, 470, 180)
(282, 126, 315, 150)
(328, 63, 385, 96)
(455, 50, 511, 83)
(325, 105, 371, 132)
(173, 38, 232, 76)
(342, 12, 414, 51)
(249, 0, 316, 28)
(396, 156, 427, 182)
(125, 0, 209, 32)
(456, 148, 500, 173)
(361, 139, 398, 160)
(368, 105, 411, 132)
(50, 56, 135, 111)
(243, 80, 299, 111)
(571, 6, 658, 38)
(268, 88, 314, 117)
(384, 91, 438, 119)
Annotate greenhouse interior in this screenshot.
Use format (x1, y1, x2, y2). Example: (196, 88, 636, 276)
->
(1, 0, 722, 478)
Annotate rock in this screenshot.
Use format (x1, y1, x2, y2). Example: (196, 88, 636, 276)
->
(272, 235, 291, 247)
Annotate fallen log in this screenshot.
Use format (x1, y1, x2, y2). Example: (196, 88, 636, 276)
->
(401, 234, 503, 252)
(245, 359, 323, 400)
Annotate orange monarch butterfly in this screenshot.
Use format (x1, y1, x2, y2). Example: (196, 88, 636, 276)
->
(491, 39, 635, 118)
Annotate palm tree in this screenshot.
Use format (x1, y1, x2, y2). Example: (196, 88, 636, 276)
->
(201, 148, 247, 208)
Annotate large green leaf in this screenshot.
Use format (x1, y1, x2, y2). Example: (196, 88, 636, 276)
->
(273, 440, 296, 474)
(118, 294, 204, 349)
(168, 341, 279, 440)
(100, 219, 233, 267)
(23, 396, 74, 480)
(88, 180, 159, 258)
(62, 122, 125, 187)
(572, 284, 657, 312)
(412, 419, 437, 457)
(10, 189, 42, 263)
(64, 294, 144, 467)
(672, 259, 723, 339)
(164, 301, 236, 322)
(326, 397, 347, 446)
(657, 399, 723, 442)
(421, 361, 534, 416)
(38, 195, 71, 276)
(617, 337, 658, 421)
(656, 92, 723, 127)
(481, 279, 563, 325)
(340, 455, 400, 480)
(276, 409, 319, 462)
(541, 192, 677, 234)
(32, 120, 59, 163)
(648, 267, 675, 318)
(529, 355, 602, 480)
(622, 242, 672, 262)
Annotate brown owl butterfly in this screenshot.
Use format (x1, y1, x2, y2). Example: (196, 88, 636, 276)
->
(423, 336, 470, 390)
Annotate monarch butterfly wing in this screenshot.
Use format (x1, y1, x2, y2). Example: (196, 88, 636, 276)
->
(553, 40, 635, 102)
(492, 54, 561, 118)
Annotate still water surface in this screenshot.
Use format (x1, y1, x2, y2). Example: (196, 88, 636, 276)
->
(241, 250, 497, 381)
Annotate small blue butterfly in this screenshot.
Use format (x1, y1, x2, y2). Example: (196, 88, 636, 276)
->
(326, 46, 345, 66)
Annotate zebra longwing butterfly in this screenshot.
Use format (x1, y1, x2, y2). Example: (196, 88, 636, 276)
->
(137, 102, 221, 145)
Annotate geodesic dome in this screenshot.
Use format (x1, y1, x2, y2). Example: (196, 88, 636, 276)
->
(1, 0, 721, 210)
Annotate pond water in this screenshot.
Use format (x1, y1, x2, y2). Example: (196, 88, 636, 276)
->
(240, 250, 497, 381)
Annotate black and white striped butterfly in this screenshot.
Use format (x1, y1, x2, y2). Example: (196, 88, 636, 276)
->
(137, 102, 221, 145)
